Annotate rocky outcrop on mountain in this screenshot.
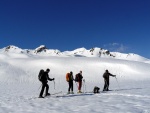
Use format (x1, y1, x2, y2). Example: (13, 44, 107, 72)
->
(4, 45, 24, 53)
(34, 45, 47, 53)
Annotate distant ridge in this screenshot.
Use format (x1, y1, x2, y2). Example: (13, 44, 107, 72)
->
(0, 45, 149, 63)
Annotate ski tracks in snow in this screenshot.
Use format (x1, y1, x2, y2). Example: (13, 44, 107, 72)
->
(0, 82, 150, 113)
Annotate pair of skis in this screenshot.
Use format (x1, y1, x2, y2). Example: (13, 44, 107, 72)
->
(55, 92, 94, 98)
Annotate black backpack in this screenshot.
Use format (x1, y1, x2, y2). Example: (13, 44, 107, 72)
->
(93, 86, 100, 93)
(75, 74, 79, 82)
(38, 69, 44, 81)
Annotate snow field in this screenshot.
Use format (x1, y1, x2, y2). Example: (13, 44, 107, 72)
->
(0, 55, 150, 113)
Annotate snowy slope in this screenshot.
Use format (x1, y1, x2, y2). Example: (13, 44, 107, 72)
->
(1, 54, 150, 83)
(0, 46, 150, 113)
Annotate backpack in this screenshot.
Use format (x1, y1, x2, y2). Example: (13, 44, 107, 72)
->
(93, 86, 100, 93)
(75, 74, 79, 82)
(66, 73, 70, 82)
(38, 69, 44, 81)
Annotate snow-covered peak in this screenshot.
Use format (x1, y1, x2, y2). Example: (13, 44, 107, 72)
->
(112, 52, 149, 62)
(4, 45, 23, 53)
(73, 47, 87, 52)
(33, 45, 62, 56)
(72, 47, 87, 55)
(34, 45, 47, 53)
(62, 47, 113, 57)
(88, 47, 115, 57)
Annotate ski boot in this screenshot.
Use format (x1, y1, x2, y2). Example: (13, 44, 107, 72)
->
(45, 93, 50, 97)
(77, 90, 82, 93)
(67, 91, 70, 94)
(70, 91, 74, 94)
(39, 95, 44, 98)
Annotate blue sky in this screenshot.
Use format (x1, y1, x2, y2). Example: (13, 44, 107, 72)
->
(0, 0, 150, 58)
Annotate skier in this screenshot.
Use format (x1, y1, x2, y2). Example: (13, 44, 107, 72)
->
(66, 71, 74, 94)
(103, 70, 116, 91)
(76, 71, 83, 93)
(39, 68, 55, 98)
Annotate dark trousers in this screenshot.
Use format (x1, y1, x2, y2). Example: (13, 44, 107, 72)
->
(103, 79, 109, 91)
(39, 82, 49, 96)
(68, 81, 73, 92)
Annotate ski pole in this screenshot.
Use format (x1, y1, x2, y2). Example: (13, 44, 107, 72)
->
(38, 84, 42, 90)
(53, 80, 55, 90)
(75, 81, 79, 93)
(75, 82, 78, 88)
(83, 79, 86, 93)
(82, 80, 85, 93)
(115, 77, 120, 89)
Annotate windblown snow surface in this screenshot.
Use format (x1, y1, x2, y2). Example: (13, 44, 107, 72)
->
(0, 52, 150, 113)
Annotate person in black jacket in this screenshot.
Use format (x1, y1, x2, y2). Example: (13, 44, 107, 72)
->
(67, 71, 74, 94)
(103, 70, 116, 91)
(39, 68, 54, 98)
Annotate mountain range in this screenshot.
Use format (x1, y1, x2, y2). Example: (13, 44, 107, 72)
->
(0, 45, 149, 63)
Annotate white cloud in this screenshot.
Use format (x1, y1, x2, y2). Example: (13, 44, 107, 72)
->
(103, 43, 128, 52)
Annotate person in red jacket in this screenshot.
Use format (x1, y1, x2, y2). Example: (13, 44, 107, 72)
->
(76, 71, 83, 93)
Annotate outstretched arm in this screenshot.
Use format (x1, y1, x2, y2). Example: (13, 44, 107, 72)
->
(48, 78, 55, 81)
(109, 73, 116, 77)
(47, 75, 54, 81)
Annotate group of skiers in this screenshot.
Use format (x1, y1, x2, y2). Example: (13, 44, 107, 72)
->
(66, 70, 83, 94)
(38, 68, 116, 98)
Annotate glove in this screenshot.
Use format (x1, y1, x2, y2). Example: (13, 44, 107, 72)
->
(53, 78, 55, 81)
(114, 75, 116, 77)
